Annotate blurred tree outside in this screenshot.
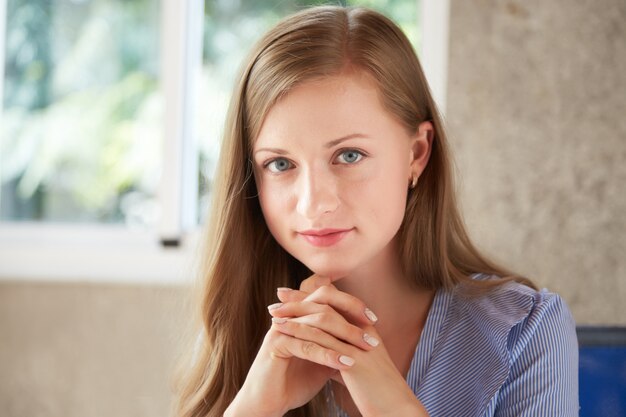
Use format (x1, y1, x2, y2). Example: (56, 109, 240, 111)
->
(1, 0, 161, 225)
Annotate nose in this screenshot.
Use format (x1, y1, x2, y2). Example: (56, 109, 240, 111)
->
(295, 167, 340, 219)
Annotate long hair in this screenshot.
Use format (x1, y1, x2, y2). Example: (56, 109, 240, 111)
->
(171, 6, 536, 417)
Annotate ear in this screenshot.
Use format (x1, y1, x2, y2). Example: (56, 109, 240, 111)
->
(409, 121, 434, 179)
(410, 121, 435, 177)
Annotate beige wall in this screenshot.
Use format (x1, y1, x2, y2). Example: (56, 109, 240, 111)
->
(1, 1, 624, 416)
(446, 0, 625, 325)
(0, 282, 185, 417)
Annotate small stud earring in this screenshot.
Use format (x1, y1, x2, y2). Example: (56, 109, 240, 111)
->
(410, 174, 418, 189)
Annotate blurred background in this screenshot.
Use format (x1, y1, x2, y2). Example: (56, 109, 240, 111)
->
(0, 0, 624, 416)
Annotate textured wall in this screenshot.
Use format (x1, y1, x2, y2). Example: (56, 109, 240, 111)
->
(0, 282, 185, 417)
(447, 0, 626, 324)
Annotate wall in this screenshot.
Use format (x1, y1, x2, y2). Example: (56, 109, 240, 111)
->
(0, 282, 185, 417)
(447, 0, 626, 325)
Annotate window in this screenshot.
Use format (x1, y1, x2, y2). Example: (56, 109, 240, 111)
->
(0, 0, 448, 283)
(1, 0, 161, 226)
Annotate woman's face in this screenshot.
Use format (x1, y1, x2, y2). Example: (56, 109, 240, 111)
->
(252, 71, 430, 279)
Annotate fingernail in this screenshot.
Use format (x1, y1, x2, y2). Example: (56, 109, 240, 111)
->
(277, 287, 292, 292)
(339, 355, 355, 366)
(363, 333, 380, 347)
(267, 302, 283, 311)
(364, 308, 378, 323)
(272, 317, 288, 324)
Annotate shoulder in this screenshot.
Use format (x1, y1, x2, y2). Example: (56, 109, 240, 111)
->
(449, 273, 578, 359)
(458, 274, 579, 414)
(505, 284, 577, 364)
(452, 273, 577, 359)
(418, 275, 578, 416)
(452, 275, 573, 327)
(457, 276, 580, 415)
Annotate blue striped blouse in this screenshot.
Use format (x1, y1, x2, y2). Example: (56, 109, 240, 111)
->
(327, 274, 579, 416)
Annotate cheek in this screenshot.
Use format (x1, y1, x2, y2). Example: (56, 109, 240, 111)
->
(336, 157, 408, 216)
(356, 163, 408, 229)
(257, 180, 292, 234)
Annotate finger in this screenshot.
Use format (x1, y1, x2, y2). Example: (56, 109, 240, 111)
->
(268, 302, 380, 350)
(276, 274, 334, 302)
(299, 274, 331, 294)
(271, 318, 358, 366)
(276, 286, 378, 326)
(267, 325, 355, 370)
(276, 287, 308, 303)
(304, 285, 379, 326)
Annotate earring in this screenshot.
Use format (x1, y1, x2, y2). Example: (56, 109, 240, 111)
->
(410, 174, 418, 189)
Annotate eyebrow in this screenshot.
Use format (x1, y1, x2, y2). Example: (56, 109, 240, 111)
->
(254, 133, 370, 155)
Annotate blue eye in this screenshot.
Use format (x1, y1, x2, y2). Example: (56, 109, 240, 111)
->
(337, 149, 364, 164)
(266, 158, 293, 173)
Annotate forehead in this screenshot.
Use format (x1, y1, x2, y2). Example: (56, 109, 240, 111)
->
(253, 72, 387, 148)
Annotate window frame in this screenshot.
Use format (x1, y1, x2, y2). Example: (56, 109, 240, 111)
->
(0, 0, 449, 284)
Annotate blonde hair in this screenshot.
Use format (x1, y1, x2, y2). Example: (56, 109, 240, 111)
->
(172, 6, 535, 417)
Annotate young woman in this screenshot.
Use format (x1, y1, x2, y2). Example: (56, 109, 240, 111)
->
(173, 6, 578, 417)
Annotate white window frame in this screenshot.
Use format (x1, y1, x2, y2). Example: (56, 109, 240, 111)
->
(421, 0, 450, 113)
(0, 0, 449, 284)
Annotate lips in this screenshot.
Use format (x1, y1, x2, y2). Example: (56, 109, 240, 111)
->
(298, 228, 353, 247)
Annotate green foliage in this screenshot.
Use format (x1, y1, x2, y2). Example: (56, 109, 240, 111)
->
(2, 0, 160, 222)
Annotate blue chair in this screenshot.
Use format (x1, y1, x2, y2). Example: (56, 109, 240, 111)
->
(577, 326, 626, 417)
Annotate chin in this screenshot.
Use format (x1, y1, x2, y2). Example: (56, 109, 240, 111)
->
(301, 260, 355, 281)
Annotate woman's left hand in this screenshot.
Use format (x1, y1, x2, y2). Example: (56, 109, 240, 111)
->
(268, 276, 429, 417)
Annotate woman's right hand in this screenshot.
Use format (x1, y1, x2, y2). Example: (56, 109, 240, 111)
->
(225, 276, 377, 417)
(226, 324, 347, 417)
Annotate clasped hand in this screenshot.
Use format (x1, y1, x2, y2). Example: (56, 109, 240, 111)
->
(227, 275, 427, 417)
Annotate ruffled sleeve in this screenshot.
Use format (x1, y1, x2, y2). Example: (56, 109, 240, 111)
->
(489, 289, 579, 416)
(415, 279, 578, 417)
